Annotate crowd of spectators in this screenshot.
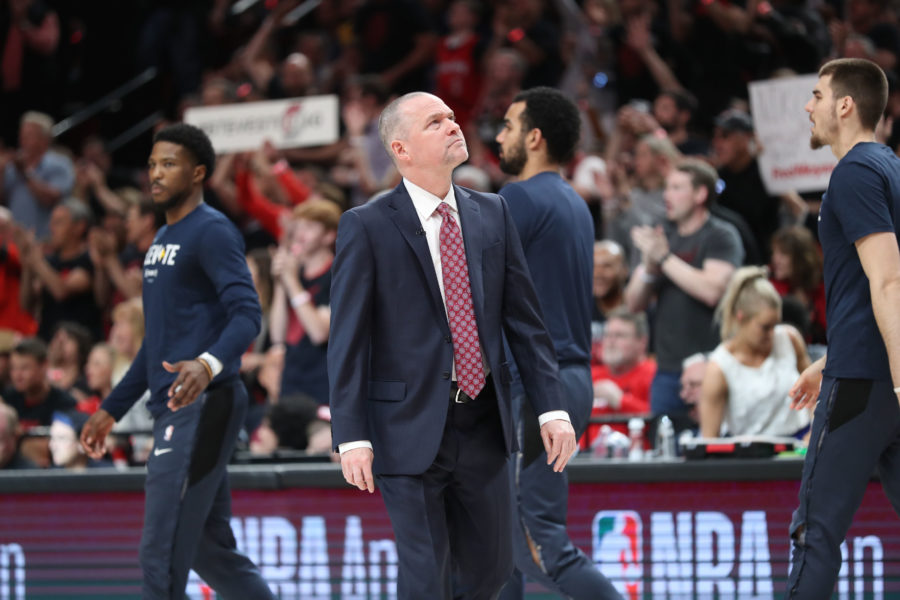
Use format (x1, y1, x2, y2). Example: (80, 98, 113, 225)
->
(2, 0, 891, 468)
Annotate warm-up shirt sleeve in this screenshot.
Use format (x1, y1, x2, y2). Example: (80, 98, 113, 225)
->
(197, 219, 262, 371)
(829, 159, 895, 243)
(100, 342, 149, 420)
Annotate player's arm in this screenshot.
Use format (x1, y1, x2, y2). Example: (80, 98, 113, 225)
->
(197, 221, 262, 371)
(167, 221, 261, 410)
(856, 231, 900, 397)
(496, 196, 576, 472)
(100, 342, 150, 420)
(83, 342, 150, 457)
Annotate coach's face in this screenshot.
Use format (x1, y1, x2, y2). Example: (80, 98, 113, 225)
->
(805, 75, 839, 150)
(148, 142, 204, 212)
(394, 94, 468, 172)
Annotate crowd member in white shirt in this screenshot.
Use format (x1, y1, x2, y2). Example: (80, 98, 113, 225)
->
(699, 266, 812, 438)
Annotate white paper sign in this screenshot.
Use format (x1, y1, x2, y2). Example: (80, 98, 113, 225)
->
(184, 95, 339, 153)
(749, 74, 836, 194)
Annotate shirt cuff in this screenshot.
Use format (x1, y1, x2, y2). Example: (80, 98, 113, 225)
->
(538, 410, 571, 426)
(339, 440, 373, 454)
(198, 352, 223, 378)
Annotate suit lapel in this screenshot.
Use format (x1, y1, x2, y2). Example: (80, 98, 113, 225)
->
(455, 186, 485, 326)
(387, 185, 450, 336)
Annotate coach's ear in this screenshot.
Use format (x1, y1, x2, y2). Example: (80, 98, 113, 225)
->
(391, 139, 409, 165)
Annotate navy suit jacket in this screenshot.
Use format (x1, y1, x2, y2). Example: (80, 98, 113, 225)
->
(328, 183, 564, 475)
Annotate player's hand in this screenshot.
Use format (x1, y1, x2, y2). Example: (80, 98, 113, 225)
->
(163, 359, 212, 411)
(540, 419, 577, 472)
(79, 409, 116, 459)
(789, 357, 825, 410)
(340, 447, 375, 493)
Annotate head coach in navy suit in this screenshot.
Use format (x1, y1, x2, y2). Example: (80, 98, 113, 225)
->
(328, 91, 577, 599)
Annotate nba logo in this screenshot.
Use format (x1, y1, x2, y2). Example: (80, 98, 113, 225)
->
(164, 425, 174, 442)
(593, 510, 643, 600)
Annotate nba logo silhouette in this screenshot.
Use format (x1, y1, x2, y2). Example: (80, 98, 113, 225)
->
(593, 510, 643, 600)
(164, 425, 174, 442)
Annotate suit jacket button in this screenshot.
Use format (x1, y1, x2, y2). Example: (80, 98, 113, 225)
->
(442, 371, 451, 379)
(444, 336, 452, 343)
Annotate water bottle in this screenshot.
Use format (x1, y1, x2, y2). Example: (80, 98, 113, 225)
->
(656, 415, 676, 460)
(591, 424, 612, 458)
(627, 418, 645, 461)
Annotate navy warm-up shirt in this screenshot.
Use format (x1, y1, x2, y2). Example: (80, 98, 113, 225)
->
(500, 172, 594, 365)
(101, 203, 261, 419)
(819, 142, 900, 381)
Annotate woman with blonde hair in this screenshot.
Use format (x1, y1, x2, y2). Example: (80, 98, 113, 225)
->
(699, 266, 812, 438)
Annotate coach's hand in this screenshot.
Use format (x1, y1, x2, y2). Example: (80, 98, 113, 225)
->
(341, 447, 375, 493)
(541, 419, 577, 472)
(80, 409, 115, 459)
(163, 359, 211, 411)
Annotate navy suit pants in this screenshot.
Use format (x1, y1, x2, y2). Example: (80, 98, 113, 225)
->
(377, 382, 513, 600)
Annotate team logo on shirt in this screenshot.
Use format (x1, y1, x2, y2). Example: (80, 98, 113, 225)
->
(144, 243, 180, 282)
(144, 243, 180, 267)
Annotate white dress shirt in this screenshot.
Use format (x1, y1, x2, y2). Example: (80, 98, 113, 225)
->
(339, 179, 569, 455)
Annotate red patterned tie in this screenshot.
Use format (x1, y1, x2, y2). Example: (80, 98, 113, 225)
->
(436, 202, 485, 399)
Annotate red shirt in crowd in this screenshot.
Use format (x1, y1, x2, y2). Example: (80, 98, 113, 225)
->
(581, 358, 656, 450)
(0, 239, 37, 335)
(770, 278, 827, 344)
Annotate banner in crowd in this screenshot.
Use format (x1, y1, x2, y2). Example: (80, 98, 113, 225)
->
(184, 95, 340, 153)
(749, 74, 837, 194)
(1, 480, 897, 598)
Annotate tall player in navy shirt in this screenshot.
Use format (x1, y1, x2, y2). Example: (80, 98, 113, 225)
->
(495, 87, 621, 599)
(80, 124, 275, 600)
(787, 58, 900, 598)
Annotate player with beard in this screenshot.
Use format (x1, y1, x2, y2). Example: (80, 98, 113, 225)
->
(80, 124, 276, 600)
(494, 87, 622, 600)
(785, 58, 900, 598)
